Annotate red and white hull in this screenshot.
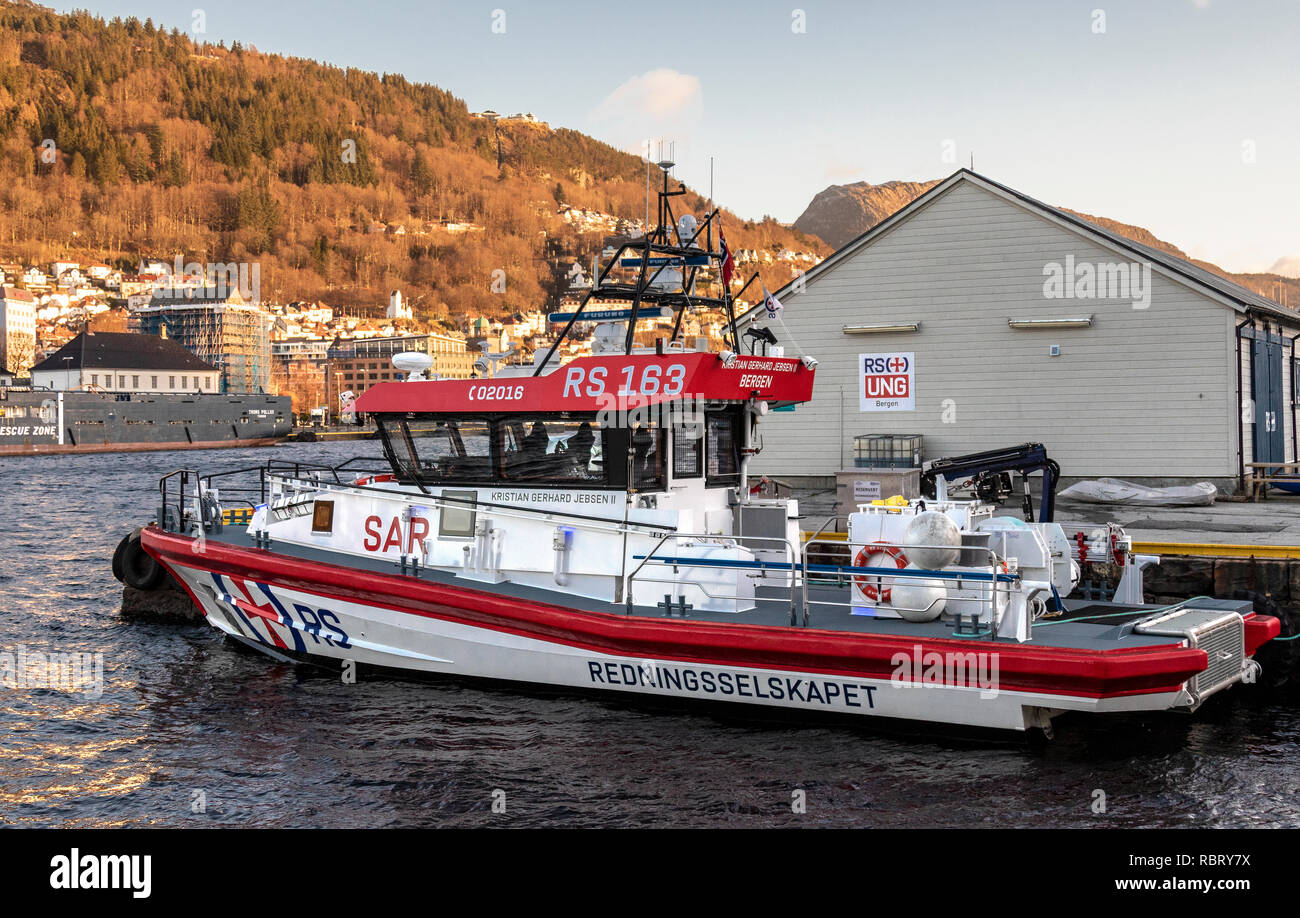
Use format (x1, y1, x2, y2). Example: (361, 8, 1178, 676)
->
(144, 527, 1278, 733)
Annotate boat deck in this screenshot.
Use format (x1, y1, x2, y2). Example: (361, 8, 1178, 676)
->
(199, 527, 1254, 651)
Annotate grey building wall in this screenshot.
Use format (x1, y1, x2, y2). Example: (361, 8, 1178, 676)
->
(749, 179, 1249, 481)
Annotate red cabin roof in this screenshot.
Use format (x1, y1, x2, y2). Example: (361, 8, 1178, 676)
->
(353, 353, 815, 414)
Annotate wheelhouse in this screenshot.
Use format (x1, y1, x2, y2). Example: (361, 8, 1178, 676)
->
(375, 403, 746, 493)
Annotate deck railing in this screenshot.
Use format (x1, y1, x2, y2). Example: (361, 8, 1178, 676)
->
(157, 462, 1037, 637)
(624, 532, 1023, 633)
(625, 532, 803, 624)
(799, 536, 1021, 638)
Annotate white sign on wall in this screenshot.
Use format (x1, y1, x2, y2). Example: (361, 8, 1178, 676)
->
(853, 479, 882, 500)
(859, 352, 914, 411)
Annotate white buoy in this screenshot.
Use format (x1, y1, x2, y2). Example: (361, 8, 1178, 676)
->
(890, 565, 948, 622)
(903, 511, 962, 569)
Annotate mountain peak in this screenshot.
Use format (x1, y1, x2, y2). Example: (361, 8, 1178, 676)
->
(794, 179, 942, 249)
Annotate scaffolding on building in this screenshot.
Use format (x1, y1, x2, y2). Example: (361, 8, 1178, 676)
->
(130, 301, 272, 394)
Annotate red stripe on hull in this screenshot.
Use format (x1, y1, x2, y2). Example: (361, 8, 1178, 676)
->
(142, 525, 1255, 699)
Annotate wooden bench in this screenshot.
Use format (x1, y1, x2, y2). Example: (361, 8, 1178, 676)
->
(1246, 461, 1300, 501)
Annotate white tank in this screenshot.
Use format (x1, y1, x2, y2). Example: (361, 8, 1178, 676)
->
(903, 511, 962, 569)
(592, 322, 623, 354)
(890, 565, 947, 622)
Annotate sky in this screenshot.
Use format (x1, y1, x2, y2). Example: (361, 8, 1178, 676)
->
(58, 0, 1300, 275)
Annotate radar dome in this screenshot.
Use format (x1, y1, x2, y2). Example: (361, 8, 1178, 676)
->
(392, 351, 434, 379)
(677, 214, 699, 245)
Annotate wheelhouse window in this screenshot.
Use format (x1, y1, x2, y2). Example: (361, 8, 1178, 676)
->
(705, 411, 741, 487)
(500, 417, 602, 483)
(376, 413, 669, 490)
(603, 423, 666, 491)
(384, 417, 494, 485)
(672, 422, 703, 479)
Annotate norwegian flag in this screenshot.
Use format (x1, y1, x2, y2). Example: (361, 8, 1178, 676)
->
(719, 226, 736, 289)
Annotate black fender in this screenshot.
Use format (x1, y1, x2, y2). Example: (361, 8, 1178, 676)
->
(1232, 589, 1297, 689)
(121, 529, 166, 591)
(111, 530, 135, 583)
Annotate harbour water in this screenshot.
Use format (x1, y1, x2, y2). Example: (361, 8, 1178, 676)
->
(1, 442, 1297, 828)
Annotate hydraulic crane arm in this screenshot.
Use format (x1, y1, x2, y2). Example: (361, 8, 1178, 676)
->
(919, 442, 1060, 522)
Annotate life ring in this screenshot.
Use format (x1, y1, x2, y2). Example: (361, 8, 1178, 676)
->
(853, 542, 909, 603)
(355, 473, 396, 486)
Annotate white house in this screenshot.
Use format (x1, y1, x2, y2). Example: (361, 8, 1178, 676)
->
(299, 304, 334, 324)
(31, 331, 221, 394)
(138, 257, 171, 276)
(736, 169, 1300, 491)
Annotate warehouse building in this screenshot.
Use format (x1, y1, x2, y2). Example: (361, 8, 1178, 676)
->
(738, 169, 1300, 491)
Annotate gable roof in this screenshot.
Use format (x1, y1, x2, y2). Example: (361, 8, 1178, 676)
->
(31, 332, 217, 374)
(737, 169, 1297, 328)
(0, 286, 36, 302)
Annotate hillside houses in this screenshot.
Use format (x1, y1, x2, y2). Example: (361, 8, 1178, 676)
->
(734, 247, 822, 267)
(559, 205, 644, 236)
(358, 218, 486, 237)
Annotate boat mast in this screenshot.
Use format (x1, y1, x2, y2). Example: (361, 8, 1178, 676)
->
(533, 156, 740, 374)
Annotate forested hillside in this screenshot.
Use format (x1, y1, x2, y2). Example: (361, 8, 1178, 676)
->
(0, 2, 827, 320)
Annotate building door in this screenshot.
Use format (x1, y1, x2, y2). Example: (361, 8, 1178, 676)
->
(1251, 333, 1285, 464)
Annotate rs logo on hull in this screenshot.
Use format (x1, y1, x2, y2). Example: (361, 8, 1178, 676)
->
(212, 573, 352, 652)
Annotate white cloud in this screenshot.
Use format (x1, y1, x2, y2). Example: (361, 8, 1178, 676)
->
(823, 159, 867, 181)
(588, 69, 703, 156)
(1268, 255, 1300, 279)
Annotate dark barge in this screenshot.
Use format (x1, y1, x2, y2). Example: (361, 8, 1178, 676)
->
(0, 388, 290, 455)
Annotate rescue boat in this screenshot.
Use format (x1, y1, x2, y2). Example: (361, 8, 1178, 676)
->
(135, 180, 1279, 736)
